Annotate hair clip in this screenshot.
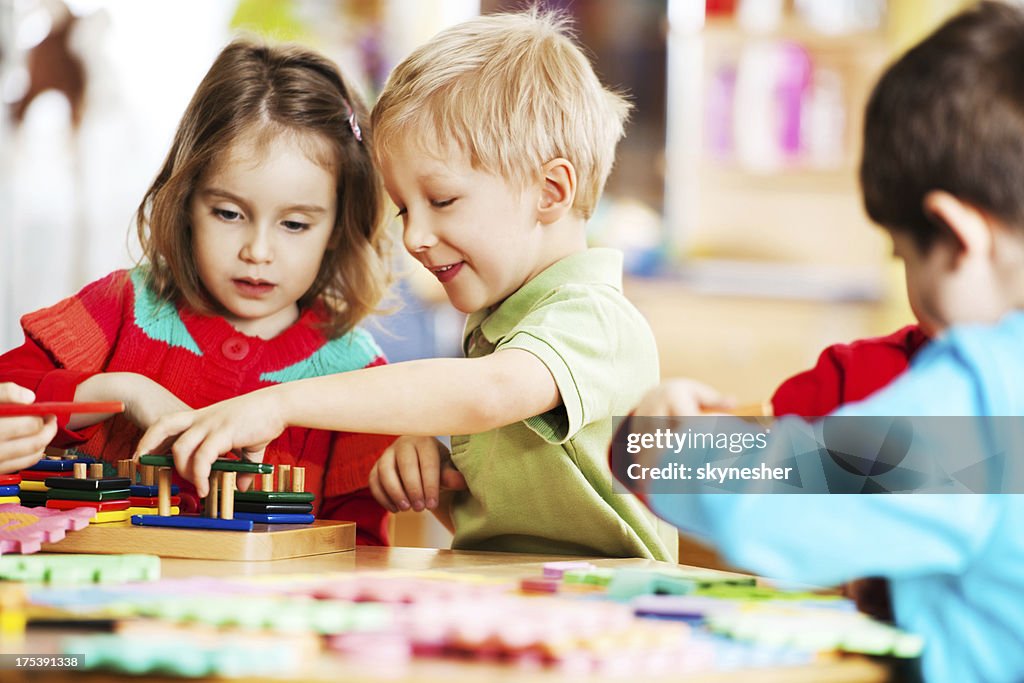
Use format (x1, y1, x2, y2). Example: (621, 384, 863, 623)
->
(344, 101, 362, 143)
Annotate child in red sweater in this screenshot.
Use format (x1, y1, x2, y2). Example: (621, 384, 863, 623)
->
(0, 40, 395, 544)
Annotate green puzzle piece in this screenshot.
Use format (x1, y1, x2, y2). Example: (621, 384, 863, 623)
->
(47, 489, 130, 501)
(233, 490, 315, 503)
(139, 454, 273, 474)
(0, 553, 159, 584)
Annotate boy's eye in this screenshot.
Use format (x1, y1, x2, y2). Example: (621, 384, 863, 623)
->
(282, 221, 309, 232)
(431, 198, 456, 208)
(213, 208, 242, 221)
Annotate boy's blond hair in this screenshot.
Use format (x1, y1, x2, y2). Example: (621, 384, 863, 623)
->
(371, 9, 630, 219)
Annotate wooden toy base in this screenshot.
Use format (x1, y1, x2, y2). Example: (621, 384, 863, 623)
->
(39, 519, 355, 561)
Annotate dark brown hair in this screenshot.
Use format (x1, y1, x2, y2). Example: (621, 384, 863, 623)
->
(861, 0, 1024, 249)
(136, 38, 389, 337)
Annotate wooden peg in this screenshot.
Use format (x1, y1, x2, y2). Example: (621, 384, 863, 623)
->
(261, 473, 274, 492)
(88, 463, 104, 479)
(141, 465, 155, 486)
(291, 467, 305, 493)
(117, 460, 131, 479)
(157, 468, 173, 516)
(220, 471, 236, 520)
(276, 464, 291, 493)
(204, 472, 220, 518)
(73, 463, 87, 479)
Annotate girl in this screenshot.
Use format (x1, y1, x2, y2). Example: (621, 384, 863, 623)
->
(0, 40, 395, 544)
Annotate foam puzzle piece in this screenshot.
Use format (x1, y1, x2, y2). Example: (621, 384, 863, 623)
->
(64, 634, 302, 677)
(705, 606, 925, 658)
(131, 515, 253, 532)
(0, 504, 94, 554)
(563, 568, 617, 586)
(543, 561, 597, 579)
(233, 512, 314, 524)
(46, 477, 132, 491)
(0, 553, 159, 583)
(606, 569, 697, 601)
(139, 454, 273, 474)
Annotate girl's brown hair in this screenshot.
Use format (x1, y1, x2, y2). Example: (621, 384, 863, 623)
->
(136, 38, 389, 338)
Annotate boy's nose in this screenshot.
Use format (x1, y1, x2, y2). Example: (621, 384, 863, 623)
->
(402, 215, 438, 254)
(240, 227, 273, 263)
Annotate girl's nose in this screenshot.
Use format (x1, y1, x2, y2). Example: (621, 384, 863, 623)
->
(240, 226, 272, 263)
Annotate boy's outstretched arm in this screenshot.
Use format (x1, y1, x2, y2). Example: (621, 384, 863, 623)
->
(136, 350, 558, 496)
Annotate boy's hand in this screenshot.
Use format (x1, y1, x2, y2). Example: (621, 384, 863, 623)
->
(369, 436, 466, 513)
(134, 393, 283, 497)
(633, 379, 735, 417)
(0, 383, 56, 473)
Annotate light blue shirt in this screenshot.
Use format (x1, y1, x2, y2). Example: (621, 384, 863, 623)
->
(646, 312, 1024, 683)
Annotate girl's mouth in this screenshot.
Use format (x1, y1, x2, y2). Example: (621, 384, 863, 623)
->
(233, 279, 275, 297)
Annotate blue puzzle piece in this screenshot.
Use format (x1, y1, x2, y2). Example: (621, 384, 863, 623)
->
(131, 515, 253, 532)
(0, 485, 20, 496)
(24, 459, 74, 472)
(130, 484, 181, 497)
(233, 512, 315, 525)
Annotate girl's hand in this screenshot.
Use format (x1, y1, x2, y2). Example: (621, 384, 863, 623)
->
(0, 383, 56, 473)
(134, 393, 284, 497)
(122, 375, 191, 430)
(369, 436, 466, 513)
(633, 378, 735, 417)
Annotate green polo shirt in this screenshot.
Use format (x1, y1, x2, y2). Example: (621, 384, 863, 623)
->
(448, 248, 673, 560)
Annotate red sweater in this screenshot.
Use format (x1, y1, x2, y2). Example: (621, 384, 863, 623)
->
(0, 268, 394, 545)
(771, 325, 930, 416)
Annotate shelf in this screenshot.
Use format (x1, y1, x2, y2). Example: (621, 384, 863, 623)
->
(703, 16, 889, 53)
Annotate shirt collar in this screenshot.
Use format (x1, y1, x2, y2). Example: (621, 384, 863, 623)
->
(463, 248, 624, 349)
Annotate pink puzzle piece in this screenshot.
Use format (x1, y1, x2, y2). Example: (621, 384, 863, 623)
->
(0, 503, 93, 554)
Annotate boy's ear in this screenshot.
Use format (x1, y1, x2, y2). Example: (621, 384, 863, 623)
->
(537, 158, 577, 225)
(922, 191, 993, 257)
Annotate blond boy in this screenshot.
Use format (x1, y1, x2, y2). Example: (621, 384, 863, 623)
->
(138, 11, 673, 560)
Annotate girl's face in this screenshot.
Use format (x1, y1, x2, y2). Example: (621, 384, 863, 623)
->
(190, 129, 337, 339)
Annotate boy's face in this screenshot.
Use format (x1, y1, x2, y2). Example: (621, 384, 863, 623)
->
(380, 142, 548, 314)
(892, 231, 1002, 336)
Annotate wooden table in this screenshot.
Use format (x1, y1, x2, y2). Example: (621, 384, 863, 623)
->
(12, 546, 891, 683)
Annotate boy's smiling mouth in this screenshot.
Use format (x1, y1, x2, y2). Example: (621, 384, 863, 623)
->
(429, 262, 463, 283)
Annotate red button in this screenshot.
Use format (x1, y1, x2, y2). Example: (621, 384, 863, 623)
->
(221, 337, 250, 361)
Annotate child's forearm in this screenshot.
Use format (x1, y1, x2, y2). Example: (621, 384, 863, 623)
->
(273, 352, 559, 436)
(68, 373, 138, 430)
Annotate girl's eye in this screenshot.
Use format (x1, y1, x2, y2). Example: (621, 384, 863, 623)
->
(431, 198, 456, 208)
(395, 207, 408, 218)
(213, 208, 242, 221)
(282, 221, 309, 232)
